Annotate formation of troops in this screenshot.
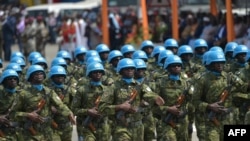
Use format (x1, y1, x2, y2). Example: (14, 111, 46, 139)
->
(0, 37, 250, 141)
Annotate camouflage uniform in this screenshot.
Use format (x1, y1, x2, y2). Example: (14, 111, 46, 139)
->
(193, 71, 248, 141)
(48, 84, 76, 141)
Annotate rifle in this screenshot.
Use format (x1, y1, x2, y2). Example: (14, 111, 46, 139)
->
(26, 98, 46, 135)
(0, 95, 18, 137)
(83, 96, 101, 133)
(208, 85, 232, 126)
(116, 89, 137, 126)
(164, 86, 191, 128)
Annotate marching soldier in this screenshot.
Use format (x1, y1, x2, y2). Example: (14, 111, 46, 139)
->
(95, 44, 110, 68)
(72, 62, 113, 141)
(98, 58, 165, 141)
(0, 69, 23, 141)
(48, 66, 75, 141)
(14, 65, 75, 141)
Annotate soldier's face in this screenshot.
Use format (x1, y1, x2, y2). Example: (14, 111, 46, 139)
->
(77, 54, 85, 61)
(135, 68, 146, 78)
(121, 67, 135, 78)
(3, 76, 18, 89)
(99, 52, 109, 60)
(124, 52, 134, 59)
(52, 75, 65, 84)
(181, 53, 193, 61)
(236, 53, 246, 63)
(167, 63, 182, 75)
(210, 62, 224, 72)
(30, 71, 45, 84)
(143, 47, 153, 55)
(90, 70, 103, 81)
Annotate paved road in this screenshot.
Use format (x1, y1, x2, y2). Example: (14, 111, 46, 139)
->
(5, 43, 198, 141)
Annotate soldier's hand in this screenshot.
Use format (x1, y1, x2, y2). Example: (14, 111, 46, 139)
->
(0, 115, 10, 126)
(68, 113, 76, 125)
(27, 112, 44, 123)
(207, 102, 224, 113)
(167, 105, 181, 116)
(87, 107, 101, 118)
(155, 96, 165, 106)
(51, 106, 57, 114)
(118, 101, 133, 112)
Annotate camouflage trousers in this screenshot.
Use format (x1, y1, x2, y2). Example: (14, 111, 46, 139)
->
(52, 122, 73, 141)
(157, 116, 188, 141)
(142, 112, 157, 141)
(0, 128, 23, 141)
(113, 120, 144, 141)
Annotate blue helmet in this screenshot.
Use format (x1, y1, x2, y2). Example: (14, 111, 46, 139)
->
(121, 44, 135, 55)
(206, 51, 225, 65)
(133, 59, 147, 70)
(177, 45, 193, 56)
(158, 50, 174, 66)
(28, 52, 42, 63)
(246, 50, 250, 62)
(5, 63, 22, 73)
(74, 46, 88, 58)
(86, 62, 105, 76)
(202, 51, 211, 65)
(132, 50, 148, 60)
(10, 57, 26, 67)
(193, 39, 208, 49)
(96, 44, 110, 53)
(164, 55, 182, 69)
(57, 50, 72, 61)
(11, 52, 25, 60)
(140, 40, 154, 50)
(209, 46, 224, 53)
(51, 57, 67, 67)
(225, 42, 237, 54)
(164, 38, 178, 48)
(49, 65, 67, 78)
(85, 50, 100, 61)
(32, 57, 48, 69)
(26, 65, 46, 81)
(151, 46, 166, 57)
(86, 56, 102, 66)
(0, 69, 19, 84)
(108, 50, 123, 63)
(233, 45, 248, 58)
(117, 58, 136, 73)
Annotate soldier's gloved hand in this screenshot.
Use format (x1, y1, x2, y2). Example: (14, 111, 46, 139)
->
(167, 105, 181, 116)
(0, 115, 10, 126)
(27, 112, 44, 123)
(68, 113, 76, 125)
(87, 107, 101, 118)
(207, 102, 224, 113)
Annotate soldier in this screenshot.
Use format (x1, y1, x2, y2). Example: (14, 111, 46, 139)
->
(226, 45, 248, 73)
(193, 51, 249, 141)
(154, 55, 192, 141)
(224, 42, 237, 64)
(4, 63, 26, 89)
(120, 44, 135, 59)
(98, 58, 165, 141)
(133, 58, 157, 141)
(95, 43, 110, 68)
(14, 65, 76, 141)
(72, 62, 113, 141)
(47, 66, 75, 141)
(164, 38, 179, 55)
(191, 38, 208, 72)
(148, 45, 166, 73)
(140, 40, 154, 60)
(31, 57, 49, 74)
(106, 50, 123, 81)
(0, 69, 23, 141)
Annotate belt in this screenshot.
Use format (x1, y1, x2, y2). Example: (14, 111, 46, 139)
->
(57, 122, 71, 129)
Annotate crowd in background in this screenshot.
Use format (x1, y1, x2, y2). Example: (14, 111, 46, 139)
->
(1, 2, 250, 62)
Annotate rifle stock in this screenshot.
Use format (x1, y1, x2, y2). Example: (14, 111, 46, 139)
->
(208, 86, 231, 126)
(116, 89, 137, 126)
(83, 96, 101, 132)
